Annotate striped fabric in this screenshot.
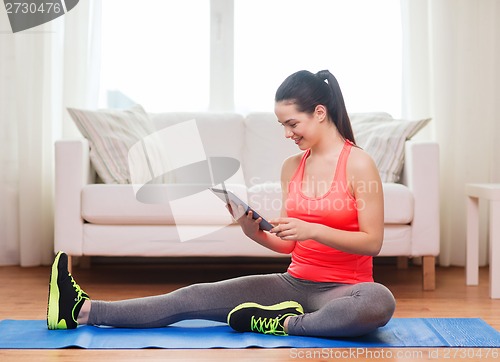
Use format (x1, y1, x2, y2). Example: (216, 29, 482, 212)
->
(351, 115, 431, 183)
(68, 105, 156, 184)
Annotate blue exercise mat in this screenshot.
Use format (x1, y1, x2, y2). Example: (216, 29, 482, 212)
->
(0, 318, 499, 349)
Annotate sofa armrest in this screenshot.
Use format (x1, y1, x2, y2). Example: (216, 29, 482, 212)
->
(400, 140, 440, 256)
(54, 139, 94, 255)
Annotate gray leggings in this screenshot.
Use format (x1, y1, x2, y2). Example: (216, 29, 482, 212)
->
(87, 272, 396, 338)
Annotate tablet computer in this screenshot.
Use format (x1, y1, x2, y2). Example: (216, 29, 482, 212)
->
(210, 187, 274, 231)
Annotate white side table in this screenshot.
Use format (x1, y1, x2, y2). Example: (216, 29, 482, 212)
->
(465, 183, 500, 299)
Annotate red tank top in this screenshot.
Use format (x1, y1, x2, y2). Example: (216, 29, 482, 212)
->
(286, 140, 373, 283)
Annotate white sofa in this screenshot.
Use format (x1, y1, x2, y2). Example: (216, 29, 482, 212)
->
(55, 112, 440, 290)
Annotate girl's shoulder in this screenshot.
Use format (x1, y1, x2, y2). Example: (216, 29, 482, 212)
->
(281, 152, 305, 182)
(349, 144, 374, 162)
(347, 145, 380, 180)
(282, 152, 304, 167)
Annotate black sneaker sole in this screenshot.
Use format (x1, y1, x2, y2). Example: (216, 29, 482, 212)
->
(227, 300, 304, 325)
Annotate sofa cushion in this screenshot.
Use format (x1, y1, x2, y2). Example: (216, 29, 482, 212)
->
(382, 183, 414, 224)
(378, 225, 412, 255)
(82, 224, 282, 257)
(81, 184, 248, 226)
(351, 115, 431, 183)
(248, 182, 283, 220)
(68, 105, 156, 184)
(248, 182, 413, 224)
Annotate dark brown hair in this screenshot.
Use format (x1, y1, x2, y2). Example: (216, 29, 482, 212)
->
(275, 70, 355, 144)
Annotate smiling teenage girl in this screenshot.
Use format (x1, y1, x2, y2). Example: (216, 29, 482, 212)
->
(47, 70, 395, 338)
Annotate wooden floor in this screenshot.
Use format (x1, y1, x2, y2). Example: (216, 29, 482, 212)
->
(1, 259, 499, 361)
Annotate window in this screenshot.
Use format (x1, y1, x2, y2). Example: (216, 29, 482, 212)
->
(234, 0, 402, 116)
(99, 0, 401, 116)
(99, 0, 210, 112)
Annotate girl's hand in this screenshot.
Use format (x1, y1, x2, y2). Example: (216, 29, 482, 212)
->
(227, 202, 263, 238)
(269, 217, 312, 241)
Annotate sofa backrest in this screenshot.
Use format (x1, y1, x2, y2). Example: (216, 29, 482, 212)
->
(149, 112, 245, 161)
(149, 112, 298, 187)
(149, 112, 247, 185)
(147, 111, 430, 187)
(243, 113, 298, 186)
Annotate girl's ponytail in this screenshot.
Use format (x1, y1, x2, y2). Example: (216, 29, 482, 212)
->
(315, 70, 355, 145)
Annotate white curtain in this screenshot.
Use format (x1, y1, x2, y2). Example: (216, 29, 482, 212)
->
(401, 0, 500, 266)
(0, 1, 101, 266)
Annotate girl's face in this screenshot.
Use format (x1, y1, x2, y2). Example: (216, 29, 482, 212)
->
(274, 101, 323, 150)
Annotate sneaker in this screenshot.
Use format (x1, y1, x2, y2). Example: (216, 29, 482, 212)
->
(227, 301, 304, 336)
(47, 251, 90, 330)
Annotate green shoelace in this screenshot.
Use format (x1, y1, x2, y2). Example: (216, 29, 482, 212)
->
(69, 274, 88, 323)
(250, 313, 295, 336)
